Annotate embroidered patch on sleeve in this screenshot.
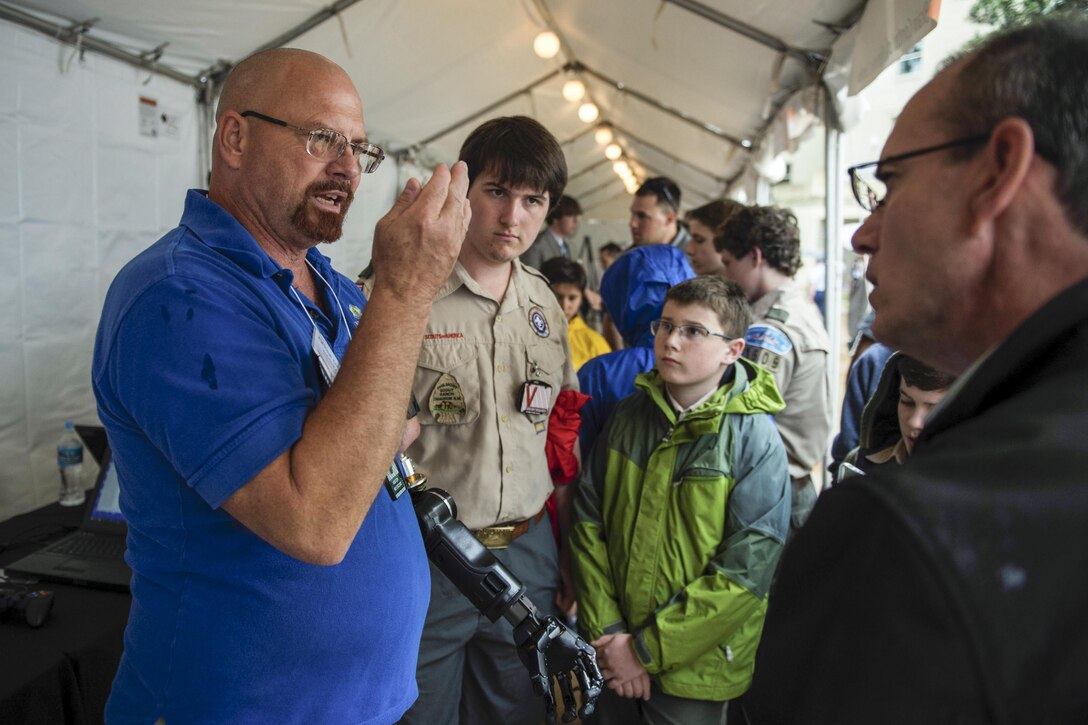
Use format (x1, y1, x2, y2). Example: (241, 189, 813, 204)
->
(744, 324, 793, 356)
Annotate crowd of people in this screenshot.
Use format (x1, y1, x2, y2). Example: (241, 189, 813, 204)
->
(91, 15, 1088, 725)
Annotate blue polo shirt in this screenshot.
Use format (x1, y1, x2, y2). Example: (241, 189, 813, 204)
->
(93, 190, 429, 724)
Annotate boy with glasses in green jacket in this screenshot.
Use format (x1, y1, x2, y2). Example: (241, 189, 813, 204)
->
(570, 275, 791, 724)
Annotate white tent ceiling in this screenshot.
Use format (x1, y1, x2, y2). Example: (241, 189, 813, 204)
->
(2, 0, 880, 220)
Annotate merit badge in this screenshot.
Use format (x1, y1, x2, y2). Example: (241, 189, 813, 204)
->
(519, 380, 553, 416)
(528, 306, 550, 338)
(429, 372, 467, 424)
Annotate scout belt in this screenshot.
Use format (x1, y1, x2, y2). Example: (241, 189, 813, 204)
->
(473, 508, 547, 549)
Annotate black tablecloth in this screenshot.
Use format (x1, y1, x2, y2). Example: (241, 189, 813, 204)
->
(0, 501, 129, 725)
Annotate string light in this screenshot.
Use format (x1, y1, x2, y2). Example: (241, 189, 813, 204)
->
(594, 127, 613, 145)
(562, 79, 586, 102)
(577, 102, 599, 123)
(604, 143, 622, 160)
(533, 31, 560, 59)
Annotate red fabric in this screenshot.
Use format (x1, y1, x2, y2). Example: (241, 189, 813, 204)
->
(546, 389, 590, 485)
(544, 389, 590, 543)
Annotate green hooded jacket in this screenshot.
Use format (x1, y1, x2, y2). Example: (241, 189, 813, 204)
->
(570, 358, 790, 701)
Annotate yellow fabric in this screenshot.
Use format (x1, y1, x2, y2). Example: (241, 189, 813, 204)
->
(567, 314, 611, 371)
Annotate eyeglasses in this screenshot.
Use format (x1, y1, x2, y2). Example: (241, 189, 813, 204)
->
(241, 110, 385, 174)
(847, 134, 989, 212)
(650, 319, 735, 343)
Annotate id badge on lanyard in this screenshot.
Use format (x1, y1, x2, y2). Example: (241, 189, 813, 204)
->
(312, 326, 341, 387)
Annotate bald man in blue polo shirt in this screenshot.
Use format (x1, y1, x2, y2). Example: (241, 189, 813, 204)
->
(92, 49, 469, 724)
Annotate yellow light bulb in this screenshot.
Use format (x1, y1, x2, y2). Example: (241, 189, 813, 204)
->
(562, 80, 586, 102)
(533, 31, 560, 59)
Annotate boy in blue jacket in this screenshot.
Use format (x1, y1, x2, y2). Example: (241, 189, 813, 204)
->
(570, 275, 791, 724)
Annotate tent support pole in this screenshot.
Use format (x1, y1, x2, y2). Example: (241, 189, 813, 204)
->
(822, 82, 844, 487)
(570, 62, 747, 148)
(0, 3, 199, 88)
(405, 68, 563, 149)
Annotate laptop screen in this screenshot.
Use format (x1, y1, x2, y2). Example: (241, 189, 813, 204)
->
(90, 454, 124, 523)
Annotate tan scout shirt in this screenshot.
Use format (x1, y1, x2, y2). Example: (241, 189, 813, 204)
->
(398, 261, 577, 530)
(744, 278, 832, 480)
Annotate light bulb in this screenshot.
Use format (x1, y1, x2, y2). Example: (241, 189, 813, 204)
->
(533, 31, 560, 59)
(562, 80, 586, 102)
(605, 143, 622, 160)
(594, 127, 613, 145)
(578, 102, 599, 123)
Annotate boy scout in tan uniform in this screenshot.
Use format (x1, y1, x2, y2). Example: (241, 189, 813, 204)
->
(365, 116, 579, 725)
(405, 261, 577, 531)
(717, 205, 832, 537)
(746, 277, 831, 531)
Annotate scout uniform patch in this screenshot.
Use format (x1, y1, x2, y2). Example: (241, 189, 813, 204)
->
(744, 324, 793, 373)
(430, 372, 467, 424)
(528, 306, 550, 338)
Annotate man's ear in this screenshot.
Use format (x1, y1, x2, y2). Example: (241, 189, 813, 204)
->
(969, 117, 1035, 233)
(216, 112, 247, 171)
(723, 337, 746, 366)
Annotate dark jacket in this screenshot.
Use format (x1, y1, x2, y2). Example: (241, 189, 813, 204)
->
(837, 350, 905, 478)
(744, 278, 1088, 725)
(576, 245, 693, 456)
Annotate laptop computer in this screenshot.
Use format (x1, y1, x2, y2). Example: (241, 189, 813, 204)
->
(75, 424, 109, 466)
(5, 446, 131, 591)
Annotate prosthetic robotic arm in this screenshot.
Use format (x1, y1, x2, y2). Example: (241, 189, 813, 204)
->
(396, 455, 603, 724)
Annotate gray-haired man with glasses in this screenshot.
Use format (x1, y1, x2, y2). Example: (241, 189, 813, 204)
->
(93, 48, 470, 723)
(745, 16, 1088, 723)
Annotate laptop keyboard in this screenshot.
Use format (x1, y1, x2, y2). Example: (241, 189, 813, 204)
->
(48, 532, 125, 559)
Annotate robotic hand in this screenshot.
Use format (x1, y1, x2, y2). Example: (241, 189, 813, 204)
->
(398, 455, 603, 724)
(513, 608, 602, 723)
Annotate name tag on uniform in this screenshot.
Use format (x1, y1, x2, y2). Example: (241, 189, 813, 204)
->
(519, 380, 552, 415)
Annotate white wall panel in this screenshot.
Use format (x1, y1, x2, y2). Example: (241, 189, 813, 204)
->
(0, 225, 22, 341)
(0, 19, 199, 520)
(0, 122, 18, 220)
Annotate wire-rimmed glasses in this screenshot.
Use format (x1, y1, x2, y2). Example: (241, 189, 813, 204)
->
(241, 110, 385, 174)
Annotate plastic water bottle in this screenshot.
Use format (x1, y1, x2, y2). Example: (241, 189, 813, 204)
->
(57, 421, 86, 507)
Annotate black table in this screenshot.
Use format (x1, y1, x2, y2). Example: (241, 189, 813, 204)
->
(0, 501, 129, 725)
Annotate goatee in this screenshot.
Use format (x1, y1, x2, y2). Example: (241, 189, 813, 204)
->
(291, 180, 355, 242)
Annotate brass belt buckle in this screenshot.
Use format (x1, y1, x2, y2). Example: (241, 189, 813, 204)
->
(474, 524, 516, 549)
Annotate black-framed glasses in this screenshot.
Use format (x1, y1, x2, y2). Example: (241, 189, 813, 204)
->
(241, 110, 385, 174)
(650, 319, 735, 343)
(847, 134, 989, 212)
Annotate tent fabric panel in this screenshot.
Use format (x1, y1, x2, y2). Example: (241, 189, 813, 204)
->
(17, 0, 331, 74)
(293, 0, 553, 150)
(0, 18, 201, 520)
